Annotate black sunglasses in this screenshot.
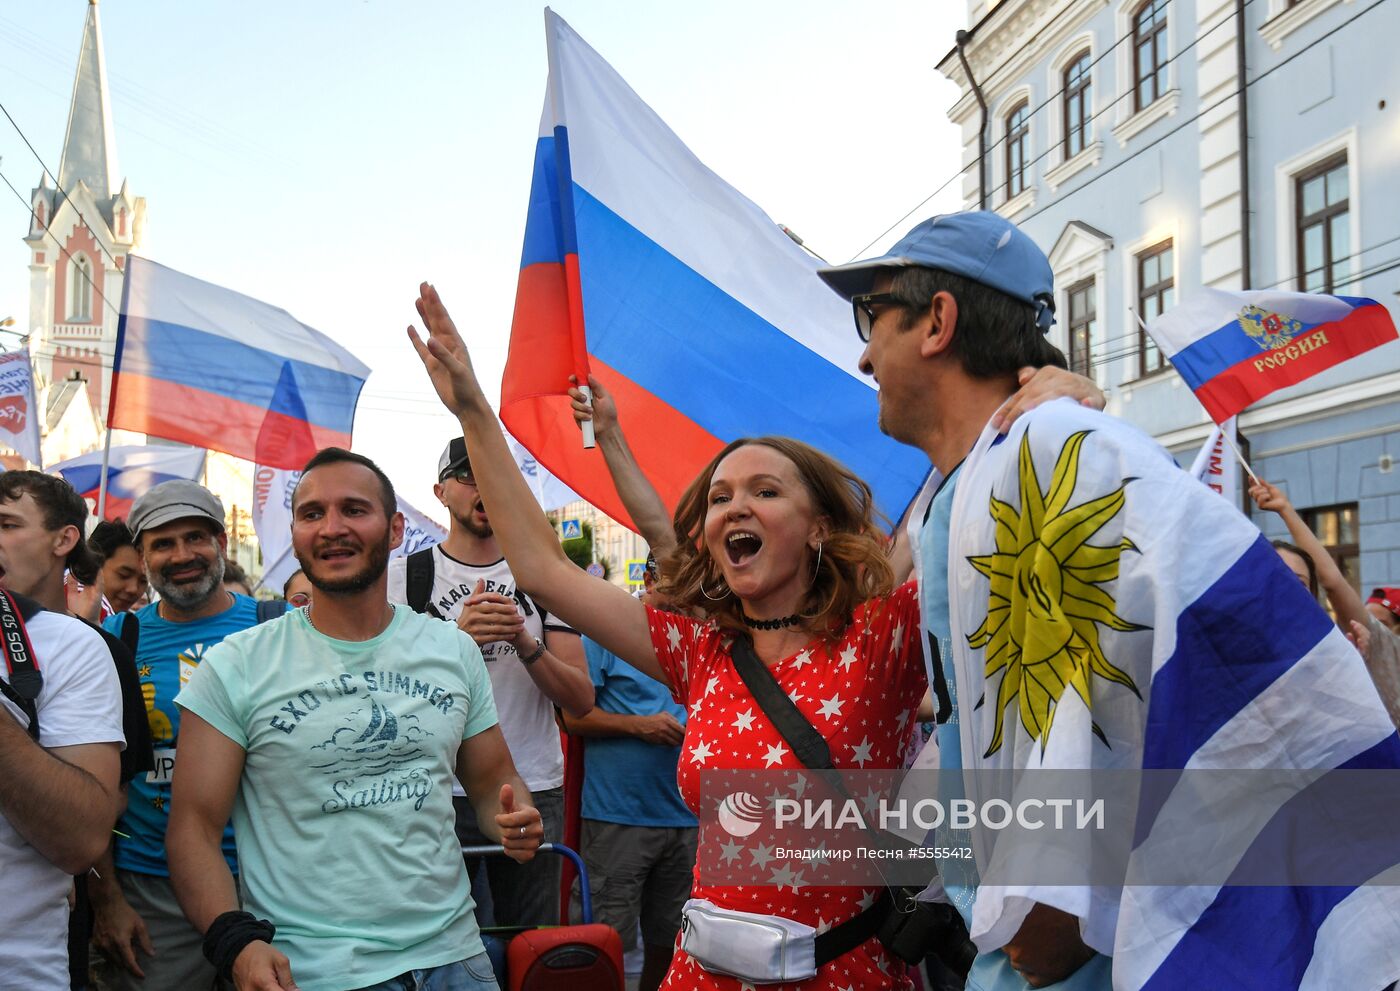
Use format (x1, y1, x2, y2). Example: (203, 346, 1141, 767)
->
(442, 468, 476, 485)
(852, 292, 900, 342)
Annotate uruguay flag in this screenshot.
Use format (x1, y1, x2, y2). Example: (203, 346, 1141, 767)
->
(940, 399, 1400, 989)
(50, 444, 206, 521)
(502, 10, 928, 527)
(111, 257, 371, 470)
(1146, 289, 1396, 423)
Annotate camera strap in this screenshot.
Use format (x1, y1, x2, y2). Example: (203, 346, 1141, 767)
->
(729, 636, 895, 965)
(0, 589, 45, 741)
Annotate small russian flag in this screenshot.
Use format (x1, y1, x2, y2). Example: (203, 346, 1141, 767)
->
(1146, 289, 1397, 422)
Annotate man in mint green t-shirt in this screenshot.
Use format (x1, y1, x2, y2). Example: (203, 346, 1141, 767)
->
(169, 449, 543, 991)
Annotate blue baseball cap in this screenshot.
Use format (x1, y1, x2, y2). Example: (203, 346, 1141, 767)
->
(817, 211, 1056, 329)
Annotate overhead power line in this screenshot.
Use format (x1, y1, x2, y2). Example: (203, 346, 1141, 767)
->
(847, 0, 1263, 259)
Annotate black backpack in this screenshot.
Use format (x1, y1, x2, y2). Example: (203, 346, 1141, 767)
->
(0, 589, 46, 741)
(404, 547, 436, 616)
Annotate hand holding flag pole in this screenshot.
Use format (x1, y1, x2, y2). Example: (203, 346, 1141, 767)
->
(1131, 307, 1260, 484)
(576, 384, 595, 449)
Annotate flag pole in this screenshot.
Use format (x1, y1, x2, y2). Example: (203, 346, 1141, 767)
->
(1218, 424, 1261, 486)
(95, 428, 114, 520)
(99, 255, 138, 521)
(544, 14, 595, 451)
(1130, 307, 1260, 484)
(249, 543, 294, 595)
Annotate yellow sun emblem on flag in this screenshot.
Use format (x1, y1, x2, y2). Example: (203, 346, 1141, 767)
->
(967, 431, 1148, 758)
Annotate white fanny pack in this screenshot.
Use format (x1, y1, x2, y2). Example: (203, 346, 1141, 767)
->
(679, 898, 818, 984)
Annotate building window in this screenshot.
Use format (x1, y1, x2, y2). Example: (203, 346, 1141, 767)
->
(1005, 101, 1030, 199)
(68, 254, 92, 322)
(1295, 152, 1349, 293)
(1132, 0, 1169, 112)
(1063, 52, 1092, 158)
(1067, 279, 1096, 378)
(1136, 240, 1173, 377)
(1302, 502, 1360, 599)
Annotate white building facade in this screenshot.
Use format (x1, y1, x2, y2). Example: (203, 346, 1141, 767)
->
(939, 0, 1400, 592)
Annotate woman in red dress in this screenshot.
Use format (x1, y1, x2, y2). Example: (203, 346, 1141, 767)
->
(410, 284, 925, 990)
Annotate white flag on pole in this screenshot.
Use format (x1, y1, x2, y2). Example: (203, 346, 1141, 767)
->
(252, 466, 302, 592)
(0, 350, 43, 468)
(1187, 415, 1240, 501)
(507, 431, 579, 511)
(398, 500, 447, 555)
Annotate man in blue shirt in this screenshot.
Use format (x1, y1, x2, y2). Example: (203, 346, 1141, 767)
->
(90, 480, 262, 991)
(561, 557, 697, 991)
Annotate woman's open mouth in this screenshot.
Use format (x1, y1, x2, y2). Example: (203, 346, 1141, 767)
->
(725, 531, 763, 566)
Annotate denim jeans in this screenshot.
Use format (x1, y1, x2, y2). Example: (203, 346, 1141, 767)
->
(351, 954, 499, 991)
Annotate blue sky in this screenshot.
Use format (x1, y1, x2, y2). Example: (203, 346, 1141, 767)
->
(0, 0, 964, 516)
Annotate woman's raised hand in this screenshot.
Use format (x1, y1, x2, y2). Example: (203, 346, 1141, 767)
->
(1248, 479, 1291, 515)
(568, 374, 618, 438)
(408, 282, 487, 417)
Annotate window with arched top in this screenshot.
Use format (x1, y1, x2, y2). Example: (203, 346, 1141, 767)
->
(1005, 101, 1030, 199)
(1132, 0, 1168, 112)
(1063, 52, 1092, 158)
(68, 254, 92, 322)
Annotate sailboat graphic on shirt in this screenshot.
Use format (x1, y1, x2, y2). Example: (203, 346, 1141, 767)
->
(310, 696, 430, 778)
(350, 698, 398, 753)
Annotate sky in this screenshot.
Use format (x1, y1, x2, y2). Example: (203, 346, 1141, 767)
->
(0, 0, 967, 519)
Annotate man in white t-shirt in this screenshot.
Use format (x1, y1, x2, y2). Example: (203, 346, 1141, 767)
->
(0, 478, 124, 987)
(388, 437, 593, 927)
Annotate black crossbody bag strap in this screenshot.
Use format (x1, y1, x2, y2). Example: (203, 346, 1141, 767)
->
(728, 637, 893, 965)
(118, 612, 140, 657)
(0, 589, 44, 741)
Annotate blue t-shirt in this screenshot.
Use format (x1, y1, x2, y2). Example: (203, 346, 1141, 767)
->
(919, 465, 1111, 991)
(581, 639, 696, 828)
(105, 596, 255, 876)
(917, 466, 979, 922)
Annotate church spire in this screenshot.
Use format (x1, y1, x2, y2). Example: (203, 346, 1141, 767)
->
(56, 0, 118, 206)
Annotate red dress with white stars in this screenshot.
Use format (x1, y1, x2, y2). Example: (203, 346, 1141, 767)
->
(647, 581, 927, 991)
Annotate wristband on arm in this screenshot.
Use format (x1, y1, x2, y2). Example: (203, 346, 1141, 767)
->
(203, 910, 277, 980)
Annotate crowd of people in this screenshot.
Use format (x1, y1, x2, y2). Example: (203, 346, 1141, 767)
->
(0, 209, 1397, 991)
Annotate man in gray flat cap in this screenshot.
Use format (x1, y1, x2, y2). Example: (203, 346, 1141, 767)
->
(91, 479, 284, 991)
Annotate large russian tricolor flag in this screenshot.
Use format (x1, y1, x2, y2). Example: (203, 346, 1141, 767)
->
(50, 444, 206, 521)
(111, 257, 371, 470)
(501, 10, 928, 528)
(1147, 289, 1396, 423)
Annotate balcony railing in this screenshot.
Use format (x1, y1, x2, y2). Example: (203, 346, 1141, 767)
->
(52, 322, 105, 340)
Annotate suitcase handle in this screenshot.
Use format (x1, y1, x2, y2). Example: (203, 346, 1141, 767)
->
(461, 842, 591, 924)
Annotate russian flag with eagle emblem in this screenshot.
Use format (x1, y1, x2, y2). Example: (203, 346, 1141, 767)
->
(1145, 289, 1396, 423)
(930, 398, 1400, 989)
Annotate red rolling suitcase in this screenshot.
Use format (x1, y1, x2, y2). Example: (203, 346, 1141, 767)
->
(506, 922, 624, 991)
(463, 842, 624, 991)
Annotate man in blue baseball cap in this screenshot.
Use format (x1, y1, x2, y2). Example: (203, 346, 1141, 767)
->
(818, 212, 1113, 991)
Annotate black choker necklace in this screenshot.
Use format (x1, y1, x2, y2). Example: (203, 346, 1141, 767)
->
(742, 613, 803, 630)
